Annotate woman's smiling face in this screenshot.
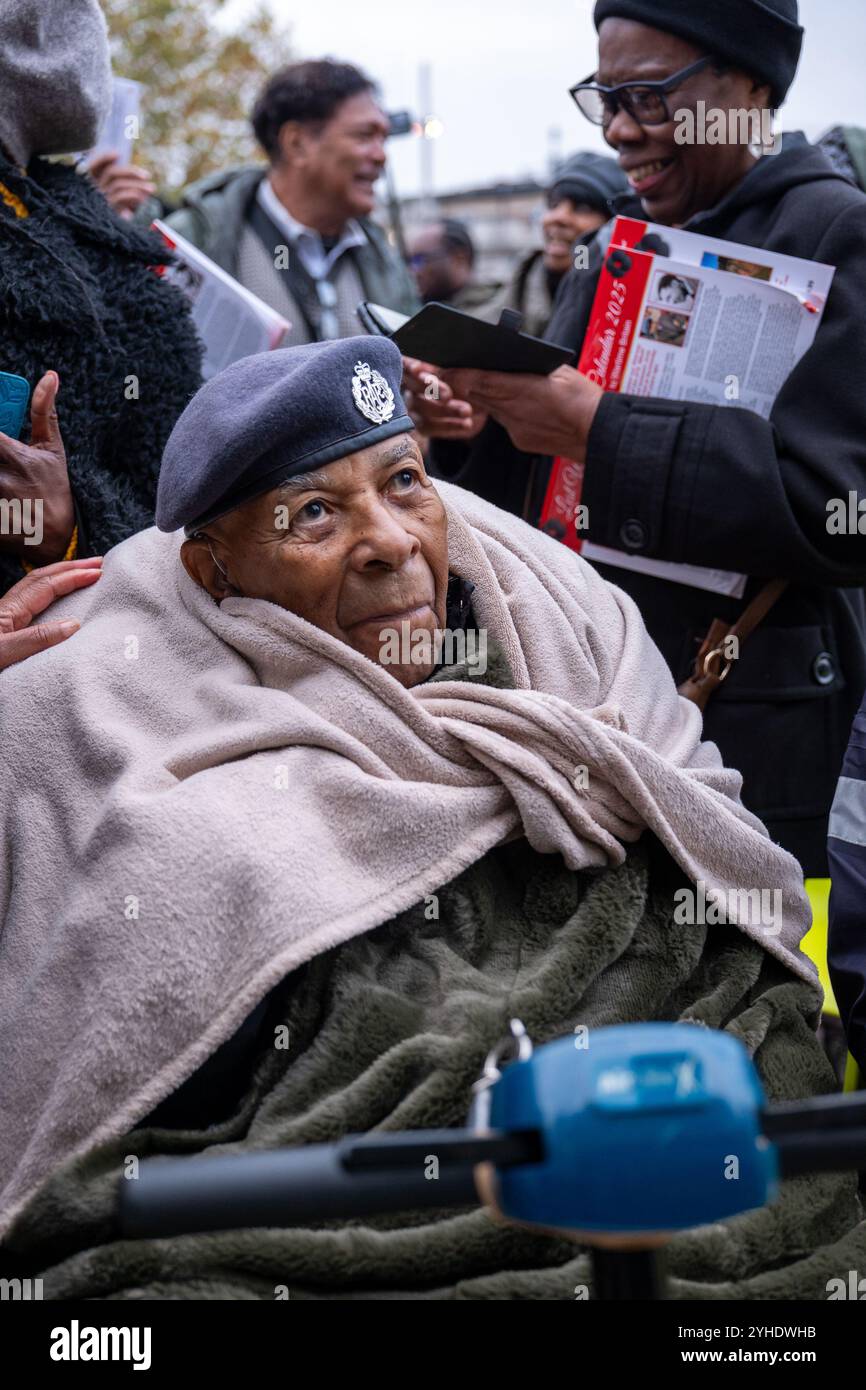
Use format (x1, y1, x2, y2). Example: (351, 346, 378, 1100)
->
(181, 434, 452, 690)
(542, 198, 607, 274)
(596, 18, 771, 227)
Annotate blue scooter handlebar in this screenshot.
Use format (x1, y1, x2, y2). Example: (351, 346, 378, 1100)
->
(118, 1023, 866, 1242)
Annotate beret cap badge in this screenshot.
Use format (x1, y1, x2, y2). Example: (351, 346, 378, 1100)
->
(352, 360, 395, 425)
(156, 338, 413, 534)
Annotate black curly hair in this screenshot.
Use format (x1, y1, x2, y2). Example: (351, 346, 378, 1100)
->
(251, 59, 380, 160)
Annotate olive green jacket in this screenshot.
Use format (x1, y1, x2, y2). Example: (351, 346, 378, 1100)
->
(164, 164, 419, 317)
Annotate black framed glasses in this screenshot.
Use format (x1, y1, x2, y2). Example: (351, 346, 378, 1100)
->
(570, 56, 714, 128)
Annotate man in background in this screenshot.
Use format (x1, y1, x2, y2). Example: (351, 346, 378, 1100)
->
(406, 218, 501, 312)
(165, 59, 418, 343)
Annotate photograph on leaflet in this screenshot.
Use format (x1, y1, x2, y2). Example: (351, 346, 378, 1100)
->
(650, 270, 700, 311)
(640, 305, 691, 347)
(703, 253, 774, 281)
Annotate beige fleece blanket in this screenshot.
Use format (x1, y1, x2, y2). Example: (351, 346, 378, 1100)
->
(0, 482, 814, 1236)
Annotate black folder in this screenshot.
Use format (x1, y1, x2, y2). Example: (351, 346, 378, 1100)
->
(357, 300, 575, 375)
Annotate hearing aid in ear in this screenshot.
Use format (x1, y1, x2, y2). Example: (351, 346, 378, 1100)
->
(208, 542, 228, 580)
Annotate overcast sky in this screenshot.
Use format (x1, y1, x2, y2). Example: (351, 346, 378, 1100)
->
(221, 0, 866, 196)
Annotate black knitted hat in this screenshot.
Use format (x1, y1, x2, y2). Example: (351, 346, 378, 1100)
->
(593, 0, 803, 105)
(550, 151, 629, 211)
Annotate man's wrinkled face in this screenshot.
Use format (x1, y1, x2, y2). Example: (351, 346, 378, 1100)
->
(181, 435, 451, 689)
(597, 19, 770, 227)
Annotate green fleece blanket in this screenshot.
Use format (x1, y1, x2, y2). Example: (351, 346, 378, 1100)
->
(3, 832, 865, 1301)
(4, 643, 865, 1298)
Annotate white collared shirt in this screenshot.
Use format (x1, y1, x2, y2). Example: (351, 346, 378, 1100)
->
(257, 178, 366, 282)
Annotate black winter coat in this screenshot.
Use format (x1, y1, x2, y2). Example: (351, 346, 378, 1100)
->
(431, 135, 866, 874)
(0, 154, 202, 594)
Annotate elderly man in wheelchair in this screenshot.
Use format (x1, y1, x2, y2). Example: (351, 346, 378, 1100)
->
(0, 337, 863, 1300)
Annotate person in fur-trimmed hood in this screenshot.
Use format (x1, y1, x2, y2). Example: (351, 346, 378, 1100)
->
(0, 0, 202, 595)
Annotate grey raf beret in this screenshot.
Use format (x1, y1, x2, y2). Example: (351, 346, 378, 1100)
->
(156, 335, 414, 534)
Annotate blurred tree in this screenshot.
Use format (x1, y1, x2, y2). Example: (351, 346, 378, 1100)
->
(102, 0, 293, 195)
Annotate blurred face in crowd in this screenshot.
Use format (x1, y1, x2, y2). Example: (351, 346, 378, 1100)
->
(276, 89, 389, 224)
(407, 225, 472, 302)
(596, 19, 771, 226)
(181, 435, 451, 690)
(541, 198, 607, 275)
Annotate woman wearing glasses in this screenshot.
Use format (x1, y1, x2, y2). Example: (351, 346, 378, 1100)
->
(411, 0, 866, 883)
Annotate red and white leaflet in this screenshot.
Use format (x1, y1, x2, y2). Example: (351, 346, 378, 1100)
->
(542, 217, 835, 596)
(152, 219, 290, 379)
(609, 216, 834, 311)
(540, 248, 652, 555)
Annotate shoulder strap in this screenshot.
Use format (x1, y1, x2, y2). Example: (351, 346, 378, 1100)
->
(677, 579, 789, 713)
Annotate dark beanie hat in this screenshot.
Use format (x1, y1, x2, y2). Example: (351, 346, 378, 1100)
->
(593, 0, 803, 106)
(550, 150, 629, 211)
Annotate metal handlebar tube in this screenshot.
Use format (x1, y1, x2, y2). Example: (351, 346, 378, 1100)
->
(119, 1129, 539, 1240)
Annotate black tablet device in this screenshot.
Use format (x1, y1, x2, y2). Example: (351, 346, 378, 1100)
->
(357, 300, 575, 375)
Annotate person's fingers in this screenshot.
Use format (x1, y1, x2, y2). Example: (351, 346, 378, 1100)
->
(20, 565, 102, 617)
(419, 372, 460, 408)
(403, 356, 441, 378)
(103, 179, 156, 200)
(105, 164, 154, 182)
(409, 408, 475, 435)
(115, 189, 156, 210)
(101, 174, 156, 198)
(408, 410, 482, 440)
(0, 559, 102, 625)
(29, 371, 62, 451)
(86, 150, 120, 178)
(406, 385, 472, 420)
(414, 397, 472, 423)
(437, 368, 476, 399)
(26, 555, 105, 575)
(402, 357, 456, 402)
(444, 369, 526, 403)
(404, 369, 454, 403)
(0, 618, 80, 670)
